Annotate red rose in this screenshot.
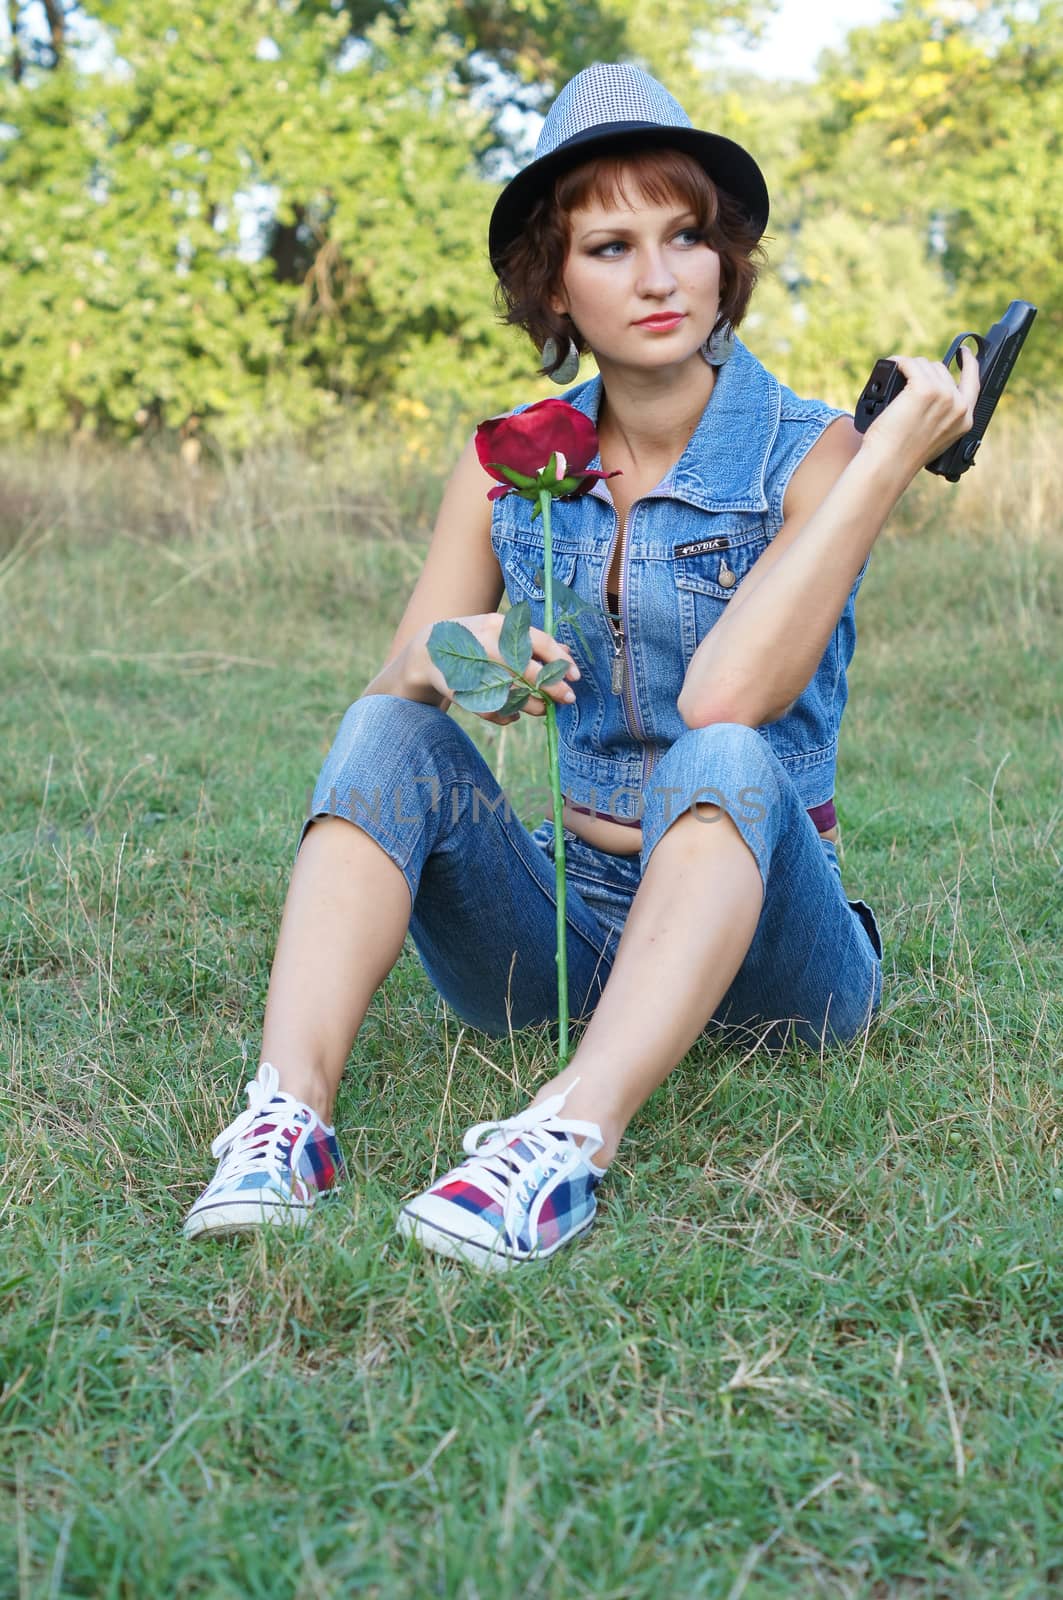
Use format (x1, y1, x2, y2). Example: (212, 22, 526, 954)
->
(475, 399, 620, 502)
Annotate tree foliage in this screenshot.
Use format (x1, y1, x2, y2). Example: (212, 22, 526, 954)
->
(292, 0, 776, 123)
(1, 0, 532, 447)
(805, 0, 1060, 385)
(686, 74, 954, 402)
(0, 0, 1056, 450)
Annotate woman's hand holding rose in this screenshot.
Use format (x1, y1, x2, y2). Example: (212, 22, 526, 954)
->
(411, 614, 580, 726)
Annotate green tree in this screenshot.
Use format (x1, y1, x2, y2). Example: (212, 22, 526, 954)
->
(807, 0, 1060, 384)
(688, 71, 953, 402)
(292, 0, 778, 127)
(4, 0, 777, 135)
(0, 0, 526, 447)
(0, 0, 776, 448)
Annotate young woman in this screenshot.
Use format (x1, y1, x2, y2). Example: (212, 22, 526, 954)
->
(183, 64, 977, 1266)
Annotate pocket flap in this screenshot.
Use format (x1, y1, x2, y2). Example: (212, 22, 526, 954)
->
(503, 548, 579, 601)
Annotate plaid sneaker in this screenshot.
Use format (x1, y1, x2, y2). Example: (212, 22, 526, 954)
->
(396, 1084, 606, 1270)
(183, 1062, 344, 1239)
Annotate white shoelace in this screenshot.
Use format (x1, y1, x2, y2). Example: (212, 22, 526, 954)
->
(211, 1061, 309, 1185)
(455, 1083, 604, 1233)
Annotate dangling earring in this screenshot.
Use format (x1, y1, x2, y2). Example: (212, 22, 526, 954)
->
(541, 335, 581, 385)
(701, 320, 735, 367)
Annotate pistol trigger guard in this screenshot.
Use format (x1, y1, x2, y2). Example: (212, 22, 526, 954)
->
(941, 332, 985, 371)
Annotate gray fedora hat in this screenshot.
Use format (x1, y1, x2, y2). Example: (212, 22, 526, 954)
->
(489, 63, 770, 271)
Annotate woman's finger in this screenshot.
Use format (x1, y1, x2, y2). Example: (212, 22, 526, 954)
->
(957, 343, 982, 407)
(529, 657, 578, 705)
(888, 352, 972, 427)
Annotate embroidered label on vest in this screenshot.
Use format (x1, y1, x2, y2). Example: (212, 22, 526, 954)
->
(674, 537, 729, 557)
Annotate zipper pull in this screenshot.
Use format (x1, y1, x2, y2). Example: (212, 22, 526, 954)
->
(610, 631, 625, 696)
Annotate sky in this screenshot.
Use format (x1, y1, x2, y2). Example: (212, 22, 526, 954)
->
(713, 0, 897, 80)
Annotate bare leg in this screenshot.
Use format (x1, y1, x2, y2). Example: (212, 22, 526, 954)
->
(260, 818, 412, 1121)
(532, 805, 763, 1163)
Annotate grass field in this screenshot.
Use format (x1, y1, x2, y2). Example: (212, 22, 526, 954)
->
(1, 416, 1060, 1598)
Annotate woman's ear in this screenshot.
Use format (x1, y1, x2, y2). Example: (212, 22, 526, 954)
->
(548, 277, 570, 319)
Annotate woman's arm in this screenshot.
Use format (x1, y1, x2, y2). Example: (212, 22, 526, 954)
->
(359, 433, 579, 723)
(360, 434, 505, 711)
(677, 352, 980, 729)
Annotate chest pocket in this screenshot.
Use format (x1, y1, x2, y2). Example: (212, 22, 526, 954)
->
(672, 521, 768, 599)
(672, 520, 770, 661)
(500, 546, 579, 624)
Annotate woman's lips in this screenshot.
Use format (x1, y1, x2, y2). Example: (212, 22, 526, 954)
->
(634, 313, 687, 330)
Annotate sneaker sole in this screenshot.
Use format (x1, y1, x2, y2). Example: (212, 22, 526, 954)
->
(183, 1198, 314, 1239)
(395, 1205, 595, 1270)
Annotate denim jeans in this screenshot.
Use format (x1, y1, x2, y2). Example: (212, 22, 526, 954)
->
(296, 695, 883, 1052)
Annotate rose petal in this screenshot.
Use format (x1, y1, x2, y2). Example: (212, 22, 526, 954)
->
(475, 398, 602, 483)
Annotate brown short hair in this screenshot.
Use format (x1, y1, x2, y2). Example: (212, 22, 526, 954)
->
(494, 147, 767, 378)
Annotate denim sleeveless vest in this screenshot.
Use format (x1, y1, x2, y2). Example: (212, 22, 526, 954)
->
(490, 338, 866, 824)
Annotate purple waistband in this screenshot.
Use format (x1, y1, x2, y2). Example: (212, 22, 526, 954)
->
(566, 801, 642, 828)
(806, 799, 837, 833)
(565, 797, 838, 833)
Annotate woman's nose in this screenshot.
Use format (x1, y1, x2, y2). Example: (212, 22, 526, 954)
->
(636, 247, 678, 297)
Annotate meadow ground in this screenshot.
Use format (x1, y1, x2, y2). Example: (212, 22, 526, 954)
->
(1, 413, 1060, 1597)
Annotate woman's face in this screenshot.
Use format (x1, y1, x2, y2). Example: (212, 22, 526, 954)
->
(552, 189, 722, 372)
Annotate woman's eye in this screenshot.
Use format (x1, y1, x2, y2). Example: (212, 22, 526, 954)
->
(589, 231, 703, 257)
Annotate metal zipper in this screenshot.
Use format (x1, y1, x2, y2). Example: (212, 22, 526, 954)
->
(602, 509, 620, 685)
(619, 511, 645, 742)
(605, 508, 646, 740)
(603, 501, 654, 809)
(602, 509, 627, 699)
(609, 629, 625, 695)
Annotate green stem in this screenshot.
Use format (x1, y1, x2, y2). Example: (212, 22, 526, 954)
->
(540, 489, 569, 1067)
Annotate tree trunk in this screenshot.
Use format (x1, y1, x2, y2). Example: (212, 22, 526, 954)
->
(41, 0, 65, 66)
(6, 0, 22, 82)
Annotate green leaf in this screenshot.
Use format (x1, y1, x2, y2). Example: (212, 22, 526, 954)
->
(535, 658, 570, 690)
(451, 679, 514, 714)
(498, 684, 531, 716)
(426, 620, 496, 691)
(426, 620, 518, 711)
(498, 601, 532, 676)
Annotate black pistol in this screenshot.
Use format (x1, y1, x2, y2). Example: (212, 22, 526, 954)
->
(853, 299, 1038, 481)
